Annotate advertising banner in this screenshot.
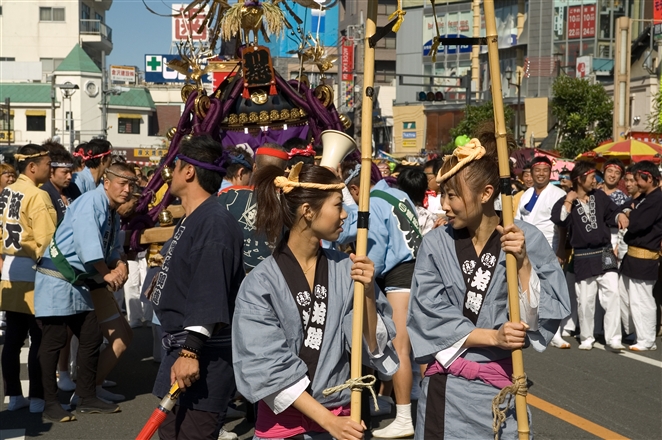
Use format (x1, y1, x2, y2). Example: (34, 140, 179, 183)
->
(567, 4, 596, 40)
(145, 54, 212, 83)
(341, 39, 354, 82)
(110, 65, 136, 83)
(172, 3, 208, 42)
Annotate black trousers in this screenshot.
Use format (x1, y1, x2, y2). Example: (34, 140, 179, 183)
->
(1, 311, 42, 398)
(159, 405, 220, 440)
(38, 311, 102, 403)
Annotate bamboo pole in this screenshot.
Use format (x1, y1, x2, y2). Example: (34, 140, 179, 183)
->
(483, 1, 530, 439)
(350, 0, 378, 424)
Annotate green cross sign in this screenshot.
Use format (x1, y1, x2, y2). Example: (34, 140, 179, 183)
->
(146, 56, 162, 72)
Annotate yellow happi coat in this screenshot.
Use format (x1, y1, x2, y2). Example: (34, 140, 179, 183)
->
(0, 174, 57, 315)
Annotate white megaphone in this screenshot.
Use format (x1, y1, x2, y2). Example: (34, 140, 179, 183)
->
(319, 130, 358, 168)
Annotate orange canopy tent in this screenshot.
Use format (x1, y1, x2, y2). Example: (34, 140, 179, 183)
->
(576, 139, 662, 163)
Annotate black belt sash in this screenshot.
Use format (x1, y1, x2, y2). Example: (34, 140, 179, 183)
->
(273, 240, 329, 386)
(454, 228, 501, 325)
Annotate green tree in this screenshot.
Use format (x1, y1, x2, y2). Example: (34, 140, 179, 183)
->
(647, 87, 662, 135)
(446, 101, 514, 152)
(551, 76, 612, 158)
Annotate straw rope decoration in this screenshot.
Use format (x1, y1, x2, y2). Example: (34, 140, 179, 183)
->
(437, 138, 486, 184)
(274, 162, 344, 194)
(14, 151, 49, 162)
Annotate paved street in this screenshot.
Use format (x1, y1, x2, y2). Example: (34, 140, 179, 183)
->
(1, 326, 660, 439)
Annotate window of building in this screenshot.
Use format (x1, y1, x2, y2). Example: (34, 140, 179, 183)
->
(118, 116, 141, 134)
(0, 57, 15, 62)
(148, 114, 159, 136)
(0, 114, 14, 131)
(26, 113, 46, 132)
(40, 7, 65, 22)
(40, 58, 64, 73)
(81, 3, 90, 20)
(95, 12, 103, 23)
(0, 6, 3, 15)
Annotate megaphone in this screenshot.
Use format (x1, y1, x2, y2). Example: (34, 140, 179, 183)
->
(319, 130, 358, 168)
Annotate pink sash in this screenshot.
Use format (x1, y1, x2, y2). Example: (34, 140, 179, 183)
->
(424, 357, 513, 389)
(255, 400, 350, 439)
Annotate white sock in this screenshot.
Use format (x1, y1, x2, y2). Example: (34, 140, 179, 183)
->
(395, 403, 412, 422)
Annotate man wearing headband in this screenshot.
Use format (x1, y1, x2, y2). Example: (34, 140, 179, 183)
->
(149, 135, 245, 439)
(515, 156, 567, 254)
(254, 142, 289, 169)
(551, 161, 628, 351)
(41, 146, 82, 223)
(40, 144, 83, 393)
(72, 139, 113, 194)
(33, 163, 135, 421)
(619, 160, 662, 351)
(219, 142, 289, 273)
(0, 144, 57, 414)
(284, 137, 316, 168)
(218, 146, 254, 192)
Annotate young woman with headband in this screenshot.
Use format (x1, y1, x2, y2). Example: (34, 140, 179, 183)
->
(407, 126, 570, 439)
(232, 162, 399, 440)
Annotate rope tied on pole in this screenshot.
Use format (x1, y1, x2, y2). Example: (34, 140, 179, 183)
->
(491, 374, 529, 440)
(322, 374, 379, 412)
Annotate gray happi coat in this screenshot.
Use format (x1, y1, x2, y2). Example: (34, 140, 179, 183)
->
(232, 249, 399, 409)
(407, 220, 570, 440)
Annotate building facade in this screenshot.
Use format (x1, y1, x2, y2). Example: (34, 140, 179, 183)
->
(393, 0, 659, 155)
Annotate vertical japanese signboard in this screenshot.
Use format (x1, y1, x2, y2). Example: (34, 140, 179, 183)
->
(341, 38, 354, 82)
(567, 4, 595, 40)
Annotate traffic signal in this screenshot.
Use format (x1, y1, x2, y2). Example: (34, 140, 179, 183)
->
(417, 91, 444, 102)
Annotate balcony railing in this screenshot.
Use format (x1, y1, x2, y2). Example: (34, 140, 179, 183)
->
(80, 19, 113, 43)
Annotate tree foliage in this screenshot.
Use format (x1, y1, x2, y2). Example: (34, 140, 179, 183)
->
(445, 101, 514, 152)
(647, 87, 662, 135)
(551, 76, 612, 159)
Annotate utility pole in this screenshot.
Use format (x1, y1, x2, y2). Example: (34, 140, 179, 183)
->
(613, 17, 631, 141)
(4, 98, 10, 145)
(101, 50, 108, 139)
(50, 74, 56, 137)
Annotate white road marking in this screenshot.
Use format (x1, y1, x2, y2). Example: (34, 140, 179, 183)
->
(594, 342, 662, 368)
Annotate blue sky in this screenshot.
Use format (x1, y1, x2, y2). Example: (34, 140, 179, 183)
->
(106, 1, 180, 69)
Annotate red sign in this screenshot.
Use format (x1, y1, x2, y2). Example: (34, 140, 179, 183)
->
(567, 5, 596, 40)
(656, 0, 662, 23)
(341, 39, 354, 82)
(172, 3, 208, 42)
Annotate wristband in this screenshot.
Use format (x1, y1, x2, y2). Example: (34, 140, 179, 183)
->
(181, 344, 201, 356)
(178, 350, 199, 360)
(184, 330, 209, 353)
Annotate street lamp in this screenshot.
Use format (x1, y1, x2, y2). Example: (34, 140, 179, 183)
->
(505, 66, 523, 147)
(60, 83, 79, 152)
(519, 124, 528, 147)
(49, 76, 79, 139)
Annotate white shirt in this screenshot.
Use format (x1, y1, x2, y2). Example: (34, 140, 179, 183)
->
(516, 184, 566, 251)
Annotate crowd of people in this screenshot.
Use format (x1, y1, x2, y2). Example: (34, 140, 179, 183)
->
(0, 122, 660, 440)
